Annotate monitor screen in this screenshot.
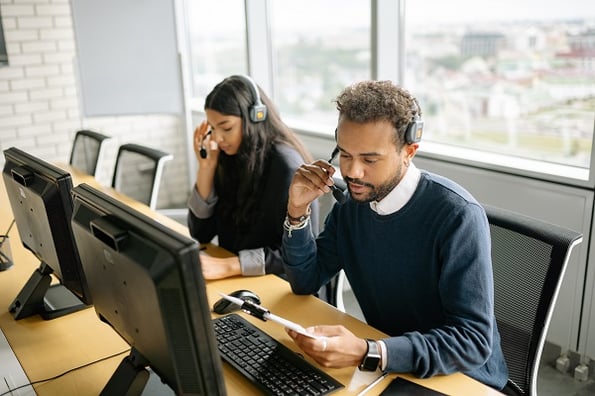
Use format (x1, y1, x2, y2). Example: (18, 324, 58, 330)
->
(2, 147, 90, 320)
(70, 183, 226, 395)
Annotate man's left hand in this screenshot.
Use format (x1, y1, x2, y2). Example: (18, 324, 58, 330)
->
(286, 324, 368, 368)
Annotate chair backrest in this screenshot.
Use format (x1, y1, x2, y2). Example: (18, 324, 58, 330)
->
(69, 130, 111, 176)
(111, 143, 173, 210)
(484, 204, 583, 396)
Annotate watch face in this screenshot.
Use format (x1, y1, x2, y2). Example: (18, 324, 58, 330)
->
(360, 355, 381, 371)
(359, 339, 381, 371)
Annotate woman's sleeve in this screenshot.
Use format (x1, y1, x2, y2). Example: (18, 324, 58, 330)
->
(187, 186, 218, 243)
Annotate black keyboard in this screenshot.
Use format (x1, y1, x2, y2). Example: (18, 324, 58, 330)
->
(212, 313, 344, 396)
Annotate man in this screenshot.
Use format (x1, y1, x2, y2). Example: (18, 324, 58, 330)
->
(281, 80, 508, 390)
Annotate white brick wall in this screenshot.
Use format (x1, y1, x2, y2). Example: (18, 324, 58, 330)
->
(0, 0, 190, 208)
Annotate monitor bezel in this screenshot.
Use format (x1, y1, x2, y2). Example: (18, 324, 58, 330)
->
(2, 147, 90, 320)
(71, 182, 226, 395)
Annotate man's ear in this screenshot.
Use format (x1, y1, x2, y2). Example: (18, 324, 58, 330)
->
(405, 142, 419, 160)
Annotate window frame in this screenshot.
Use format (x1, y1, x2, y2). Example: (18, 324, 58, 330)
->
(185, 0, 595, 189)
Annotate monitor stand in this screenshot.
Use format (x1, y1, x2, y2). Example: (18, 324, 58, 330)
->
(0, 235, 13, 271)
(101, 348, 150, 396)
(8, 261, 89, 320)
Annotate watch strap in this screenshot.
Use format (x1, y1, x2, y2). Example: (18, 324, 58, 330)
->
(359, 338, 381, 371)
(286, 206, 311, 224)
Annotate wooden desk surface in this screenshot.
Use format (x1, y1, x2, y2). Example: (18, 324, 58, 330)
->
(0, 163, 502, 395)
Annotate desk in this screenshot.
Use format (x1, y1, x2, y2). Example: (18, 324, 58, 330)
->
(0, 163, 502, 395)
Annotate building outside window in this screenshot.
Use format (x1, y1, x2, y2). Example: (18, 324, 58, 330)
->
(186, 0, 247, 99)
(269, 0, 371, 128)
(405, 0, 595, 171)
(185, 0, 594, 177)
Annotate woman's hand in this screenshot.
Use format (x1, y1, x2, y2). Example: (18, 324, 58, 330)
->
(193, 121, 220, 169)
(193, 121, 219, 200)
(199, 255, 242, 280)
(286, 324, 368, 368)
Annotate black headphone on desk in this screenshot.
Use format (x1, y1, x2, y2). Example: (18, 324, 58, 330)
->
(199, 75, 267, 159)
(404, 98, 423, 145)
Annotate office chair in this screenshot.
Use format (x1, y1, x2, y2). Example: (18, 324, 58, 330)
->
(111, 143, 173, 210)
(484, 204, 583, 396)
(69, 130, 111, 177)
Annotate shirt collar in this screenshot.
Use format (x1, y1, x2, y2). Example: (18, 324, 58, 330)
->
(369, 162, 421, 215)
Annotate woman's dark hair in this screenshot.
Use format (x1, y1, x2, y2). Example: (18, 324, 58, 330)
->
(204, 75, 311, 230)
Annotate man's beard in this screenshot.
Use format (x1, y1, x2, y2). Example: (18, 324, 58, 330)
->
(345, 164, 403, 203)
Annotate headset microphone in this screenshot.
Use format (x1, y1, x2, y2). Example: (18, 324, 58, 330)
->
(328, 147, 346, 203)
(199, 130, 212, 159)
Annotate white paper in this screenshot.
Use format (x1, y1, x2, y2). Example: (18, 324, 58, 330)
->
(217, 292, 321, 339)
(266, 312, 322, 339)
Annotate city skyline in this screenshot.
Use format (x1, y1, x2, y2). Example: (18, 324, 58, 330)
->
(408, 0, 595, 25)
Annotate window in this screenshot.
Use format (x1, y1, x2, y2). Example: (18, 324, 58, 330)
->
(269, 0, 371, 128)
(186, 0, 247, 99)
(404, 0, 595, 170)
(184, 0, 594, 180)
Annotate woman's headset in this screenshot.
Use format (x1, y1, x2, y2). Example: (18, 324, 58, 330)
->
(200, 75, 268, 159)
(239, 74, 268, 123)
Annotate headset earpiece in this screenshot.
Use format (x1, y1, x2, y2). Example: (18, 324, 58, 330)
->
(237, 75, 267, 123)
(404, 99, 423, 144)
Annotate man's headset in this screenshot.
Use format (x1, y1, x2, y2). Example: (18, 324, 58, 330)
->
(200, 75, 268, 159)
(328, 96, 423, 202)
(404, 97, 423, 144)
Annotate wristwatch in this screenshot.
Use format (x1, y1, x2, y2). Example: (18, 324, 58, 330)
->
(359, 339, 381, 371)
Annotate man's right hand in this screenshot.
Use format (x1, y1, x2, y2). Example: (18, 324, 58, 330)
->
(288, 160, 336, 218)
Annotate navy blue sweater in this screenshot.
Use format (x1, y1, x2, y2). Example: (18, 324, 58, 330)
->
(282, 171, 508, 390)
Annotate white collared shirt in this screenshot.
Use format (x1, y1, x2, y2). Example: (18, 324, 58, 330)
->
(369, 162, 421, 215)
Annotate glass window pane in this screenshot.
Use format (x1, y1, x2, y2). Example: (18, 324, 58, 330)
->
(186, 0, 247, 98)
(405, 0, 595, 169)
(270, 0, 371, 127)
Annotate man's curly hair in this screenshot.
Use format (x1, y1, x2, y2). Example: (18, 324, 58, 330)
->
(334, 80, 421, 146)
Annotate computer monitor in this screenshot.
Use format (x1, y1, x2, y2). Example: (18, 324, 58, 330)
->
(70, 183, 226, 395)
(2, 147, 90, 320)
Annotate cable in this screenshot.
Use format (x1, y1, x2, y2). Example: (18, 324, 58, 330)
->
(0, 219, 15, 270)
(2, 219, 15, 237)
(328, 147, 346, 203)
(0, 348, 131, 396)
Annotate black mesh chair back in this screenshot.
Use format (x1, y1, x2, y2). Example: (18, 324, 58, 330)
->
(69, 130, 111, 176)
(111, 143, 173, 210)
(484, 204, 583, 396)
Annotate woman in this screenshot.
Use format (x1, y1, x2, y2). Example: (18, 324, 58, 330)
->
(188, 75, 319, 279)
